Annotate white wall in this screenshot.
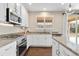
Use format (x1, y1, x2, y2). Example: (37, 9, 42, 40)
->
(28, 12, 64, 34)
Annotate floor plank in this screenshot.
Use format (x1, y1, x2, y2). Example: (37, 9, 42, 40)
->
(25, 47, 52, 56)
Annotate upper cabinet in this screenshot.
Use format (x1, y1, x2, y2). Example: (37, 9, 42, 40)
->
(16, 4, 21, 17)
(8, 3, 21, 17)
(0, 3, 7, 22)
(0, 3, 28, 27)
(37, 16, 53, 25)
(20, 4, 28, 27)
(8, 3, 17, 13)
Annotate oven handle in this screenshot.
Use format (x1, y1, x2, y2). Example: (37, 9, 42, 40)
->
(18, 42, 27, 47)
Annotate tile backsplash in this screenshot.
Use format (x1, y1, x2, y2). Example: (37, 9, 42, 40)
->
(0, 25, 23, 35)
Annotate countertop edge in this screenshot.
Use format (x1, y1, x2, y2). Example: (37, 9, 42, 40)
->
(52, 37, 79, 56)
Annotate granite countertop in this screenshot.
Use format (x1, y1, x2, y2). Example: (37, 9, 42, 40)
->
(26, 32, 51, 34)
(0, 34, 23, 48)
(0, 38, 16, 47)
(52, 36, 79, 56)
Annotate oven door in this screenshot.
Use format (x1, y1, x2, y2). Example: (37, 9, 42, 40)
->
(18, 42, 27, 55)
(17, 37, 27, 56)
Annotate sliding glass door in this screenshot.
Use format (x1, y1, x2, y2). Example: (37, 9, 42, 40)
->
(68, 15, 79, 45)
(68, 16, 76, 44)
(77, 20, 79, 45)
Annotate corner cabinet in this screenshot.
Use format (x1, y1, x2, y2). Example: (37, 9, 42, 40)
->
(0, 3, 7, 22)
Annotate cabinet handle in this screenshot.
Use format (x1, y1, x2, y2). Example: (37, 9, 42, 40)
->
(56, 49, 60, 56)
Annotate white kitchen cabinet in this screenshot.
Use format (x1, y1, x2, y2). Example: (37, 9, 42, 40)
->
(59, 44, 76, 56)
(27, 34, 52, 47)
(43, 34, 52, 46)
(0, 3, 7, 22)
(20, 4, 28, 27)
(0, 41, 16, 56)
(27, 35, 31, 49)
(8, 3, 16, 13)
(16, 3, 21, 17)
(52, 39, 59, 56)
(52, 38, 77, 56)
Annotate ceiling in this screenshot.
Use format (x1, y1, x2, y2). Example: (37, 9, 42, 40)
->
(22, 3, 79, 12)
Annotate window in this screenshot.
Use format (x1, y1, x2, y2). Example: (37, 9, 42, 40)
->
(68, 20, 76, 44)
(68, 15, 79, 45)
(77, 20, 79, 45)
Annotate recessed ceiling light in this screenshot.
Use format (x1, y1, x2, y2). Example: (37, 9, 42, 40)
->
(43, 8, 47, 11)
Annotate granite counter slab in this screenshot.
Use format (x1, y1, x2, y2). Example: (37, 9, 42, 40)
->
(0, 38, 16, 47)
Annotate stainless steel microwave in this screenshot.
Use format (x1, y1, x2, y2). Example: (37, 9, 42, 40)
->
(6, 8, 21, 25)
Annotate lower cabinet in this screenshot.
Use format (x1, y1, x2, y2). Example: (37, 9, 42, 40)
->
(52, 39, 77, 56)
(0, 41, 16, 56)
(27, 34, 52, 47)
(52, 39, 60, 56)
(59, 44, 76, 56)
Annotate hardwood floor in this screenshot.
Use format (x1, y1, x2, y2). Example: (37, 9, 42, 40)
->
(25, 47, 52, 56)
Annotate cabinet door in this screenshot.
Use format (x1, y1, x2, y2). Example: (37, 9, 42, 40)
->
(59, 44, 76, 56)
(0, 47, 6, 56)
(0, 41, 16, 56)
(8, 3, 16, 13)
(38, 34, 52, 46)
(0, 3, 7, 22)
(44, 34, 52, 46)
(16, 3, 21, 16)
(27, 35, 32, 48)
(20, 5, 28, 27)
(27, 34, 52, 47)
(30, 34, 39, 46)
(52, 39, 59, 56)
(4, 41, 16, 56)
